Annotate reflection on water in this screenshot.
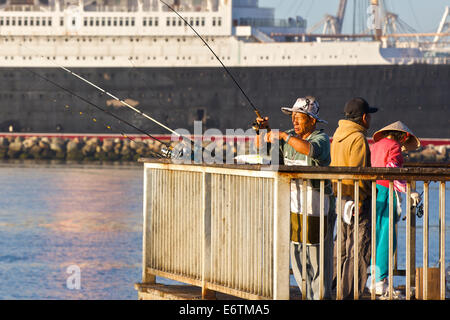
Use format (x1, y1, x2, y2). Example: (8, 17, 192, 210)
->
(0, 162, 143, 300)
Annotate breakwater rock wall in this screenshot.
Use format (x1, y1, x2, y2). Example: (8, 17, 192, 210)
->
(0, 136, 448, 163)
(405, 144, 450, 163)
(0, 136, 163, 162)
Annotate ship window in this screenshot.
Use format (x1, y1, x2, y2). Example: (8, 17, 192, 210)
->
(48, 18, 52, 26)
(143, 18, 146, 26)
(43, 18, 46, 26)
(189, 18, 194, 25)
(113, 18, 117, 26)
(24, 19, 28, 26)
(195, 18, 199, 26)
(11, 18, 15, 26)
(178, 19, 182, 26)
(107, 18, 111, 26)
(155, 18, 158, 26)
(125, 18, 129, 26)
(166, 18, 170, 26)
(101, 18, 105, 26)
(60, 17, 63, 26)
(5, 18, 9, 26)
(148, 18, 152, 26)
(84, 18, 88, 26)
(90, 18, 94, 26)
(131, 18, 135, 26)
(201, 18, 205, 26)
(212, 18, 216, 26)
(218, 18, 222, 26)
(0, 18, 3, 26)
(96, 18, 99, 26)
(119, 18, 123, 26)
(172, 17, 176, 26)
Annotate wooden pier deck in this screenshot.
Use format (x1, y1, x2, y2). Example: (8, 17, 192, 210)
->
(135, 282, 436, 301)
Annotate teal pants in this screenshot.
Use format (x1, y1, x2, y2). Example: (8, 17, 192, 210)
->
(373, 184, 398, 282)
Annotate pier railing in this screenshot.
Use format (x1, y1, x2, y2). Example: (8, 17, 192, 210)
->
(140, 160, 449, 300)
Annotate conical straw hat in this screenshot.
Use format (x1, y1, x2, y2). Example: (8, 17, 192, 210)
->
(373, 121, 420, 151)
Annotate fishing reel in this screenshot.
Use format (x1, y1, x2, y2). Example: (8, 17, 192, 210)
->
(161, 142, 201, 161)
(252, 116, 270, 135)
(160, 146, 174, 159)
(402, 202, 424, 221)
(160, 143, 186, 159)
(415, 203, 424, 218)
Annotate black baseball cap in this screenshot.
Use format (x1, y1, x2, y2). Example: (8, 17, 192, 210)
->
(344, 97, 378, 118)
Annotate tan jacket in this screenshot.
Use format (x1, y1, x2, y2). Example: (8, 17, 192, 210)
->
(330, 119, 371, 201)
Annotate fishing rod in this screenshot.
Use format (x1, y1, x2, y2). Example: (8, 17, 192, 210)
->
(27, 68, 169, 159)
(18, 42, 199, 158)
(159, 0, 268, 134)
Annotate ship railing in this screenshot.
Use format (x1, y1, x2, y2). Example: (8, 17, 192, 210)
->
(139, 160, 449, 300)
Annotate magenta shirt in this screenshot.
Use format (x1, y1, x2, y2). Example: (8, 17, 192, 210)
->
(370, 137, 406, 192)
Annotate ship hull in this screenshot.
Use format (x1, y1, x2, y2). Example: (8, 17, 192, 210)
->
(0, 64, 448, 138)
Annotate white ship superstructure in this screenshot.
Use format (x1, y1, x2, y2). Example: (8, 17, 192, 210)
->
(0, 0, 400, 67)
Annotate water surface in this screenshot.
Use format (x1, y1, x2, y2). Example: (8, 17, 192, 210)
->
(0, 162, 143, 299)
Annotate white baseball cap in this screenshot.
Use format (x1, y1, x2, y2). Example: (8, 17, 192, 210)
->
(281, 96, 328, 124)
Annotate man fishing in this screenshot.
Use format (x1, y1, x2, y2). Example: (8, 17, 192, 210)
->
(255, 96, 335, 300)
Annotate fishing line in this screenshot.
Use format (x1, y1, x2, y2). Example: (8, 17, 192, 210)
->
(17, 42, 198, 151)
(159, 0, 264, 120)
(27, 68, 168, 158)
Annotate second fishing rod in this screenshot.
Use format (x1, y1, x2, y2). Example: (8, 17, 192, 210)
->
(21, 1, 271, 162)
(19, 42, 203, 159)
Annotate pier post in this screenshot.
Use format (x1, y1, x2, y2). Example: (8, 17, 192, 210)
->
(202, 171, 216, 299)
(142, 166, 156, 284)
(273, 174, 290, 300)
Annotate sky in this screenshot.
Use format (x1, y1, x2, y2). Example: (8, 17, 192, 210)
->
(259, 0, 449, 33)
